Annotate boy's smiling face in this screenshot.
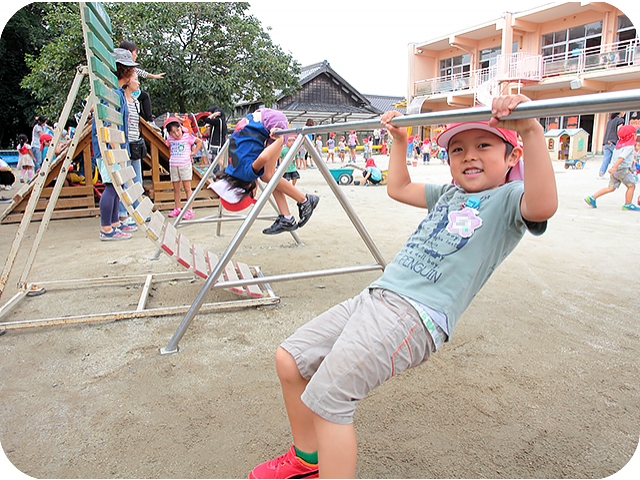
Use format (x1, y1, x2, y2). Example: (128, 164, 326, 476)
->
(447, 129, 521, 193)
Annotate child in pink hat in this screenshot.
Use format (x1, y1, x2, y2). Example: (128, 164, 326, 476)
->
(585, 124, 639, 211)
(248, 94, 557, 479)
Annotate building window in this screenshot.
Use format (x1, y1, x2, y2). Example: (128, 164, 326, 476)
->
(478, 46, 501, 69)
(617, 15, 636, 42)
(541, 21, 602, 60)
(439, 54, 471, 78)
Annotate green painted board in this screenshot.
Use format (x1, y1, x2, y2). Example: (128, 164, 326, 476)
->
(96, 103, 123, 125)
(89, 56, 118, 89)
(92, 79, 121, 109)
(85, 2, 112, 34)
(83, 7, 113, 51)
(87, 31, 116, 72)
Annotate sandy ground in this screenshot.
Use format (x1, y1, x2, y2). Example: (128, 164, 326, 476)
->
(0, 153, 639, 479)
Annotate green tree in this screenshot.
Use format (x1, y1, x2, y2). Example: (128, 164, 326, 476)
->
(20, 2, 300, 123)
(0, 2, 51, 147)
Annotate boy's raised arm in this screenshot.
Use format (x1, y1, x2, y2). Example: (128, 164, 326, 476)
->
(489, 95, 558, 222)
(381, 112, 428, 209)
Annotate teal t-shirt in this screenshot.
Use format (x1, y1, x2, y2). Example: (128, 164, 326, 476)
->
(371, 181, 546, 339)
(280, 146, 298, 173)
(366, 166, 382, 182)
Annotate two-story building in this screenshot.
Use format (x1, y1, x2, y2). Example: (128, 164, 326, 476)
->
(407, 1, 638, 153)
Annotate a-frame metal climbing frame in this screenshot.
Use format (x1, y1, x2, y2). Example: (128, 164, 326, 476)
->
(160, 88, 640, 354)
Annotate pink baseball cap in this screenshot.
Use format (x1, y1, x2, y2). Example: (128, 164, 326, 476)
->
(616, 124, 637, 148)
(163, 116, 182, 129)
(436, 121, 518, 149)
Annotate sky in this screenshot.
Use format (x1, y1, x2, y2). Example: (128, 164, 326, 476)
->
(249, 0, 640, 97)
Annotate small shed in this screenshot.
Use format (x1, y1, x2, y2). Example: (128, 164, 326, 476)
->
(544, 128, 590, 161)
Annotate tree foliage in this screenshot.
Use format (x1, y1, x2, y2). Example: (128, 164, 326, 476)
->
(19, 1, 300, 125)
(0, 2, 50, 146)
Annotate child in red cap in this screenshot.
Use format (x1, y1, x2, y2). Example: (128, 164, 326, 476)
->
(361, 157, 382, 185)
(585, 124, 640, 211)
(248, 94, 557, 478)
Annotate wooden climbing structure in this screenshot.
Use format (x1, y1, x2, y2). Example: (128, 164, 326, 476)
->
(0, 1, 281, 330)
(0, 107, 217, 224)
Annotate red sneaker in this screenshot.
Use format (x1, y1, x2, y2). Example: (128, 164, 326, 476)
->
(248, 445, 318, 479)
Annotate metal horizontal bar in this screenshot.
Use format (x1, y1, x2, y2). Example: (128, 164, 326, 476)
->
(274, 89, 640, 136)
(211, 264, 384, 289)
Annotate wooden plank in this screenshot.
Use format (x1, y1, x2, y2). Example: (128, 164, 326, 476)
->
(236, 262, 263, 298)
(206, 252, 224, 283)
(94, 81, 121, 110)
(99, 126, 125, 144)
(176, 234, 191, 268)
(146, 211, 165, 241)
(161, 222, 177, 256)
(96, 103, 123, 125)
(113, 165, 136, 186)
(1, 207, 101, 224)
(42, 186, 94, 197)
(89, 56, 118, 89)
(133, 197, 153, 224)
(83, 6, 113, 50)
(224, 263, 245, 296)
(192, 244, 208, 279)
(104, 148, 129, 166)
(33, 196, 95, 210)
(86, 31, 116, 71)
(122, 182, 144, 206)
(85, 2, 113, 35)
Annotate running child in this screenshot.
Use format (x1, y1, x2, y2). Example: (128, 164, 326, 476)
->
(164, 117, 202, 219)
(209, 109, 319, 235)
(585, 124, 640, 211)
(248, 94, 557, 479)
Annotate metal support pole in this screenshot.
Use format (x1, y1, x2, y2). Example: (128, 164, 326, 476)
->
(274, 89, 640, 138)
(161, 133, 306, 354)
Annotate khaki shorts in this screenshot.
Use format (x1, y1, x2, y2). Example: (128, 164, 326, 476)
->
(170, 165, 193, 182)
(281, 288, 436, 425)
(608, 169, 638, 189)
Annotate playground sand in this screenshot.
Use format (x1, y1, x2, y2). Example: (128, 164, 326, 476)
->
(0, 155, 639, 478)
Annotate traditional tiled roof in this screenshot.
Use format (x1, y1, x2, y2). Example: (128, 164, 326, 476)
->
(364, 94, 406, 114)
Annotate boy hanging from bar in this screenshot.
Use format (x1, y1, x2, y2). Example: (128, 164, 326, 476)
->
(248, 94, 558, 479)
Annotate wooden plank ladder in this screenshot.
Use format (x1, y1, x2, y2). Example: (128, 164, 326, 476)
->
(82, 1, 270, 300)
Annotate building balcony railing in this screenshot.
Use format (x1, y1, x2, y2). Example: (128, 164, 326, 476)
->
(414, 39, 640, 97)
(542, 38, 640, 76)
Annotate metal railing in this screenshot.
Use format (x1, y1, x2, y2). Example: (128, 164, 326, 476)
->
(542, 38, 640, 76)
(414, 38, 640, 97)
